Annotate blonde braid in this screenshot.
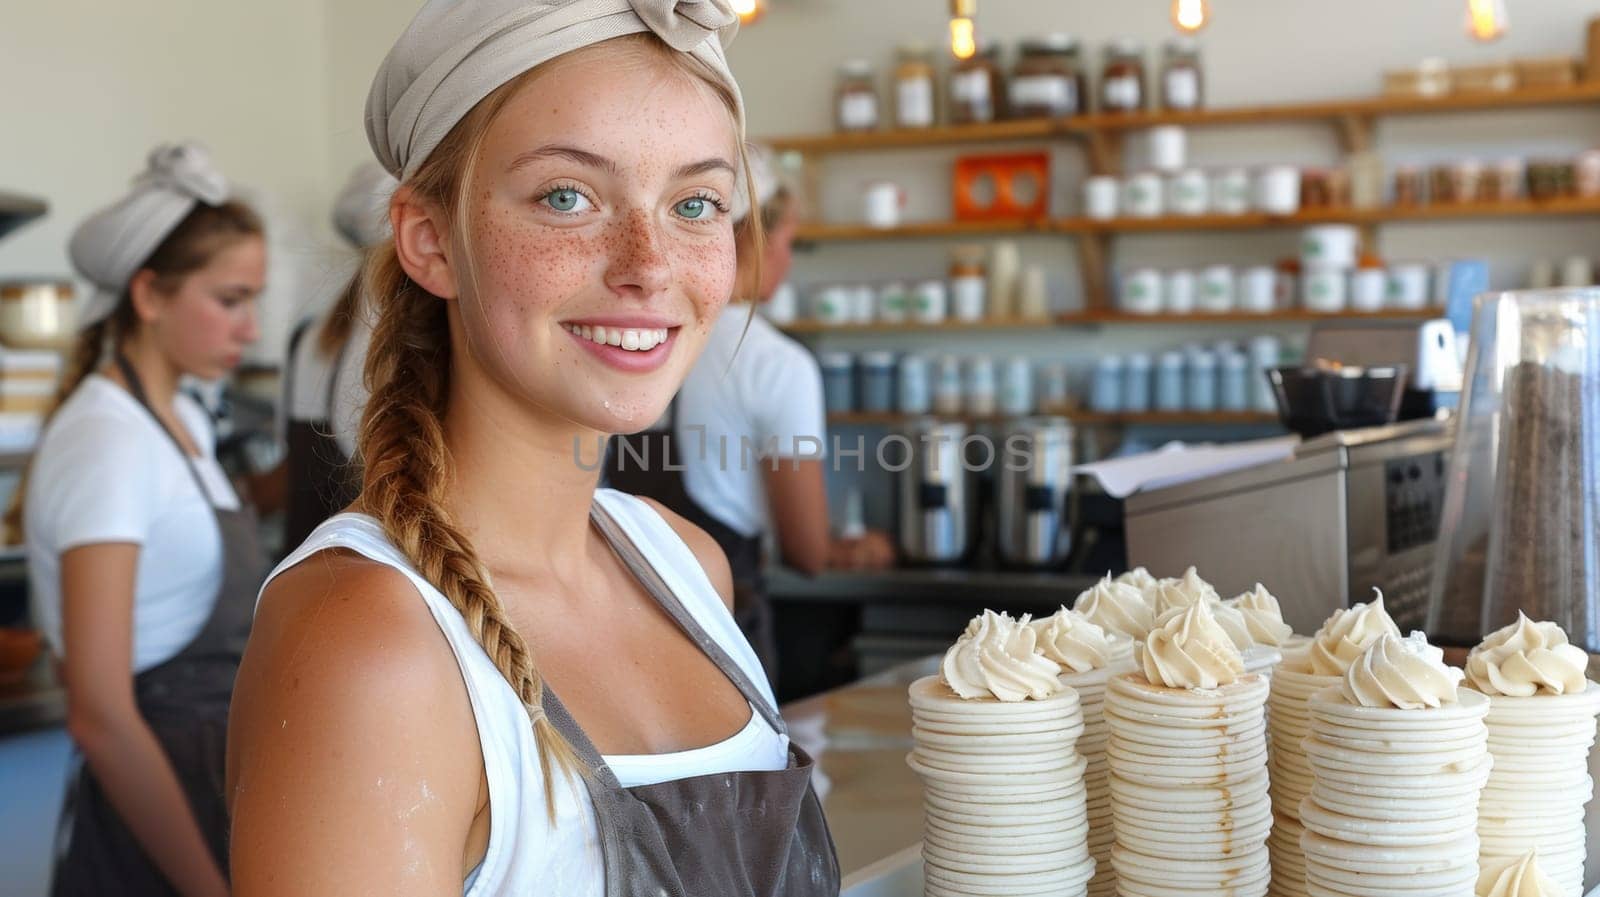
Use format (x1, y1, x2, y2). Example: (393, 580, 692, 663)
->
(353, 247, 585, 819)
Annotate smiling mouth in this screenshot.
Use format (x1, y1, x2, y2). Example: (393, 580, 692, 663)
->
(560, 323, 671, 352)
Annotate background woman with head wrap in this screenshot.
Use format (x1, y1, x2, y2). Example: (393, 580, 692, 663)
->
(12, 141, 267, 897)
(226, 2, 838, 895)
(608, 143, 894, 693)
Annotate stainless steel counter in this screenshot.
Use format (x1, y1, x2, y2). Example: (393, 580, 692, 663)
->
(766, 567, 1099, 605)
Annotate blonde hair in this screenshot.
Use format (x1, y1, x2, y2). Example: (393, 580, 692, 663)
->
(4, 200, 262, 542)
(350, 34, 757, 819)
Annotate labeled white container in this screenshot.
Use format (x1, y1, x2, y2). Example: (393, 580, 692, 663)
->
(1350, 268, 1387, 312)
(1146, 125, 1187, 173)
(1255, 165, 1301, 215)
(1301, 225, 1360, 268)
(1198, 264, 1236, 313)
(965, 356, 997, 415)
(1301, 264, 1349, 312)
(1166, 169, 1209, 216)
(1083, 176, 1120, 220)
(932, 355, 964, 415)
(912, 280, 948, 323)
(1164, 269, 1197, 314)
(851, 285, 877, 322)
(876, 281, 910, 323)
(1386, 263, 1430, 310)
(1119, 268, 1163, 315)
(1211, 168, 1252, 215)
(1238, 265, 1277, 313)
(897, 354, 931, 413)
(998, 357, 1034, 416)
(1121, 172, 1164, 218)
(951, 273, 986, 322)
(812, 286, 853, 325)
(858, 351, 898, 413)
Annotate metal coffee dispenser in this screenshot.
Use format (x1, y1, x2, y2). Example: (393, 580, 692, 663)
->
(996, 416, 1074, 568)
(896, 418, 975, 565)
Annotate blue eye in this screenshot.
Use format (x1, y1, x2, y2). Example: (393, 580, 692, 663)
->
(542, 188, 590, 214)
(675, 196, 718, 220)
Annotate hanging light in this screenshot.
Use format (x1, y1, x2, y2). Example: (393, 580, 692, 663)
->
(1171, 0, 1210, 33)
(950, 0, 977, 61)
(1466, 0, 1508, 42)
(730, 0, 765, 24)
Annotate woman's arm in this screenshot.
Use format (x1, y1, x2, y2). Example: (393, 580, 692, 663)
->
(227, 554, 484, 895)
(59, 543, 229, 897)
(762, 460, 895, 574)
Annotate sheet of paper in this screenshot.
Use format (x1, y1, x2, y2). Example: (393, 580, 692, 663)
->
(1073, 436, 1300, 499)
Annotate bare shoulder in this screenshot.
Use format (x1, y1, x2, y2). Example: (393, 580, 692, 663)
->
(228, 550, 482, 893)
(633, 496, 735, 611)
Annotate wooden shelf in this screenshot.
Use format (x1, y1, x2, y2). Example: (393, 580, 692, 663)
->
(794, 197, 1600, 243)
(781, 317, 1055, 335)
(828, 410, 1280, 428)
(767, 83, 1600, 155)
(1060, 309, 1436, 325)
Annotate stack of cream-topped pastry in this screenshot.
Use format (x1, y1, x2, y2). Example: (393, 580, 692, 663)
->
(1266, 595, 1403, 897)
(1035, 603, 1137, 897)
(908, 611, 1097, 897)
(1299, 633, 1490, 897)
(1465, 614, 1600, 895)
(1145, 568, 1288, 680)
(1476, 850, 1564, 897)
(1105, 602, 1274, 897)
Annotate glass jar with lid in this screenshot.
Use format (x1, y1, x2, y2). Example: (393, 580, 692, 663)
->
(834, 60, 880, 133)
(949, 41, 1005, 125)
(1009, 34, 1085, 119)
(1160, 39, 1204, 111)
(1099, 40, 1146, 114)
(892, 44, 938, 129)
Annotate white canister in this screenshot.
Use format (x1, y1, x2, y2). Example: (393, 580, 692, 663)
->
(1301, 265, 1349, 313)
(1255, 165, 1301, 215)
(1083, 176, 1120, 220)
(1018, 265, 1050, 319)
(951, 273, 986, 322)
(877, 281, 910, 323)
(863, 181, 906, 229)
(1198, 264, 1236, 313)
(1166, 169, 1209, 216)
(764, 282, 798, 325)
(1121, 172, 1164, 218)
(851, 285, 877, 322)
(812, 286, 853, 325)
(912, 280, 949, 324)
(1164, 269, 1197, 314)
(1238, 265, 1277, 313)
(987, 241, 1020, 319)
(1350, 268, 1387, 312)
(998, 357, 1034, 416)
(898, 354, 931, 414)
(1386, 263, 1430, 310)
(1146, 125, 1187, 174)
(1119, 268, 1164, 315)
(1210, 168, 1252, 216)
(965, 356, 997, 416)
(1301, 225, 1360, 269)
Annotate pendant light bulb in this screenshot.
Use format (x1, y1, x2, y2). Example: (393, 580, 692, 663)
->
(730, 0, 764, 24)
(1172, 0, 1210, 33)
(949, 0, 977, 60)
(1466, 0, 1507, 42)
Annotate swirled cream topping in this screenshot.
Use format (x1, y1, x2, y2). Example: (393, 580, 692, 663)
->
(1340, 632, 1464, 710)
(1031, 607, 1133, 673)
(1154, 566, 1222, 613)
(1138, 601, 1246, 690)
(1477, 850, 1561, 897)
(1115, 566, 1159, 597)
(1306, 591, 1403, 676)
(1075, 576, 1154, 641)
(1153, 602, 1255, 651)
(1227, 584, 1295, 647)
(1466, 612, 1590, 697)
(941, 610, 1064, 701)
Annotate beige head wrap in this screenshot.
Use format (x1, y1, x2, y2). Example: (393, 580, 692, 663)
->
(730, 142, 779, 224)
(68, 141, 231, 329)
(331, 162, 400, 248)
(366, 0, 744, 181)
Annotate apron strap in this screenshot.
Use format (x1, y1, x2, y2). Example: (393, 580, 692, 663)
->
(112, 354, 221, 507)
(588, 501, 787, 737)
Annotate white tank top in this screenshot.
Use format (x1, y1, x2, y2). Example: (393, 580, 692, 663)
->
(261, 488, 791, 896)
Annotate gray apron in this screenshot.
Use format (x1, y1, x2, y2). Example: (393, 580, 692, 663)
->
(51, 356, 265, 897)
(553, 502, 838, 897)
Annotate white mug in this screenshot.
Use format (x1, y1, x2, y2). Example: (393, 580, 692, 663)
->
(1211, 168, 1252, 216)
(863, 181, 906, 229)
(1350, 268, 1387, 312)
(1386, 263, 1430, 310)
(1121, 173, 1164, 218)
(1164, 269, 1197, 313)
(1119, 268, 1163, 315)
(912, 280, 949, 323)
(1146, 125, 1187, 173)
(1166, 169, 1209, 216)
(1255, 165, 1301, 215)
(1238, 266, 1276, 313)
(1083, 176, 1120, 220)
(1301, 265, 1348, 313)
(1198, 265, 1236, 313)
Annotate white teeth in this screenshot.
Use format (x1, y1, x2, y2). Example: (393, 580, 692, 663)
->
(564, 323, 670, 351)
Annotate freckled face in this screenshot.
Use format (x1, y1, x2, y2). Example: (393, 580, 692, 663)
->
(453, 48, 740, 433)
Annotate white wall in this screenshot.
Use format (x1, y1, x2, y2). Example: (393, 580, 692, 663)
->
(0, 0, 339, 362)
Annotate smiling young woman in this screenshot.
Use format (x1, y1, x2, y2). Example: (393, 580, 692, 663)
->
(224, 2, 839, 896)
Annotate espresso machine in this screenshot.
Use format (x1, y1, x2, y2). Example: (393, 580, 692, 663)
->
(994, 417, 1074, 569)
(895, 418, 976, 565)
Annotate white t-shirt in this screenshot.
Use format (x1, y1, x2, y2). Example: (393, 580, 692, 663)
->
(284, 308, 371, 460)
(674, 305, 827, 538)
(264, 489, 789, 896)
(26, 375, 239, 673)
